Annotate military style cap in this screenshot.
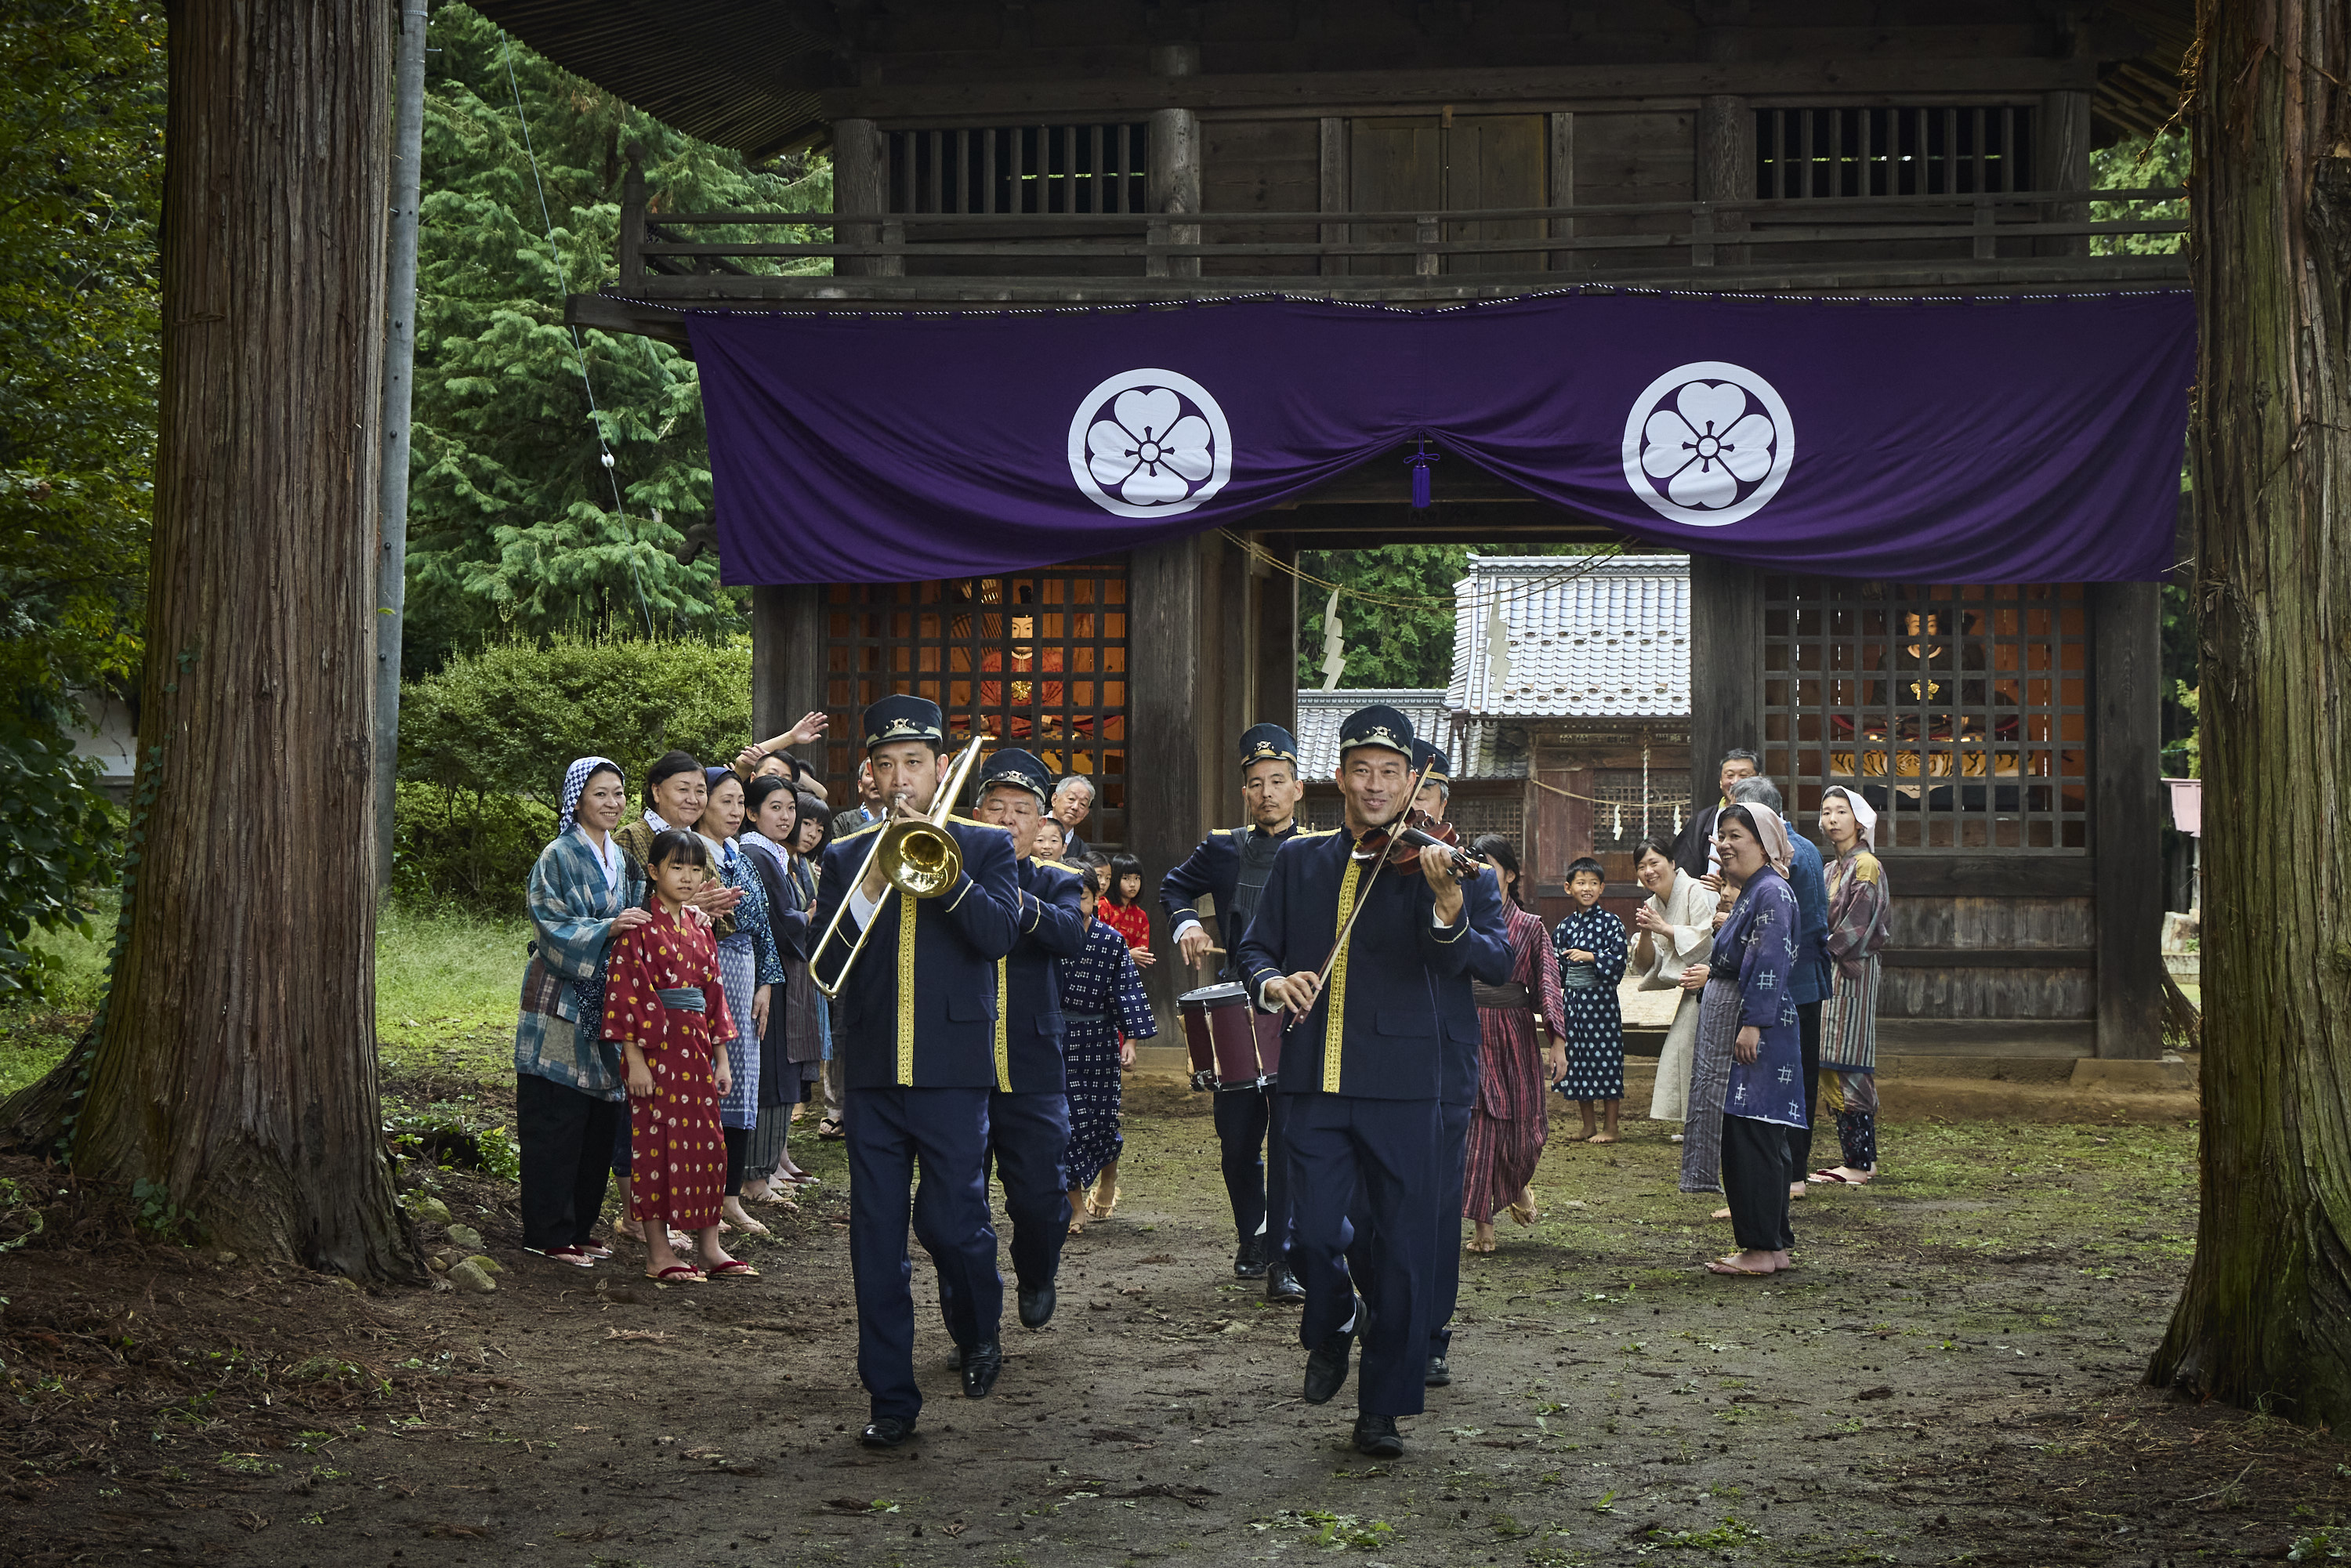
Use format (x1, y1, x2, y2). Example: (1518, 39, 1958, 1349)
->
(1238, 722, 1298, 770)
(977, 747, 1052, 806)
(863, 693, 944, 751)
(1338, 704, 1415, 759)
(1411, 737, 1451, 784)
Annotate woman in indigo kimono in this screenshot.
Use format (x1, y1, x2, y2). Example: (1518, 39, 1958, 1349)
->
(513, 756, 649, 1266)
(1687, 804, 1809, 1277)
(1058, 866, 1157, 1234)
(734, 774, 812, 1206)
(1812, 785, 1890, 1185)
(695, 769, 788, 1239)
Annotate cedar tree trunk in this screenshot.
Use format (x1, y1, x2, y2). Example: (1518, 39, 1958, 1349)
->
(10, 0, 410, 1278)
(2148, 0, 2351, 1422)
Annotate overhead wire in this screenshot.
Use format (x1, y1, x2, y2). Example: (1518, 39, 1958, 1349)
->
(498, 32, 659, 638)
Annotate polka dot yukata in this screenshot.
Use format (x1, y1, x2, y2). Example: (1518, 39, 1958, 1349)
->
(602, 908, 737, 1229)
(1551, 904, 1629, 1101)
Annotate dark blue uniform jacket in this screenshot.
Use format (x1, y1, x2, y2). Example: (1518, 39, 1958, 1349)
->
(993, 856, 1089, 1094)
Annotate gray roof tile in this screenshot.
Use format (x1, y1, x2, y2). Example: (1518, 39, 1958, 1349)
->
(1447, 554, 1690, 719)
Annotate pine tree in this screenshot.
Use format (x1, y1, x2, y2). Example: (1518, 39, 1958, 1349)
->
(403, 3, 830, 672)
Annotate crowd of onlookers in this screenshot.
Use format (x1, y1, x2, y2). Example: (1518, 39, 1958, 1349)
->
(509, 717, 1160, 1276)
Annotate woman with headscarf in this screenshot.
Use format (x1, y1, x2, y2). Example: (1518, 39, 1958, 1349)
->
(1682, 804, 1809, 1276)
(1460, 836, 1568, 1254)
(1811, 784, 1890, 1186)
(1631, 835, 1715, 1131)
(734, 774, 813, 1205)
(513, 758, 650, 1266)
(694, 767, 788, 1238)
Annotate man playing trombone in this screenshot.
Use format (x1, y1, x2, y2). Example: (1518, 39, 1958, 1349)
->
(811, 696, 1023, 1450)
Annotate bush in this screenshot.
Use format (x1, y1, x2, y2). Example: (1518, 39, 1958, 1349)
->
(0, 715, 120, 998)
(389, 780, 555, 915)
(398, 636, 755, 808)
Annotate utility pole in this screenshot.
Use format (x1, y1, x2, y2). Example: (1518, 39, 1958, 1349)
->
(374, 0, 427, 895)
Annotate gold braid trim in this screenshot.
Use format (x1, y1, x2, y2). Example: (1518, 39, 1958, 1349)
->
(1322, 856, 1364, 1092)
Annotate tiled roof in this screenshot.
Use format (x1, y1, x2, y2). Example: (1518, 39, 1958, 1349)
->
(1292, 689, 1523, 781)
(1447, 554, 1690, 719)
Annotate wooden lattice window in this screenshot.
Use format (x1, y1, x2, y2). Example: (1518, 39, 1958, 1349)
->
(1761, 578, 2088, 853)
(888, 125, 1150, 215)
(1590, 770, 1692, 854)
(1754, 107, 2035, 199)
(1447, 792, 1525, 849)
(820, 563, 1129, 848)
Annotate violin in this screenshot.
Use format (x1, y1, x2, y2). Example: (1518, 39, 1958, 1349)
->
(1352, 806, 1487, 884)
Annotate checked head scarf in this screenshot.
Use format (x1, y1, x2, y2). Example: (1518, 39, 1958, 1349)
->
(557, 755, 621, 837)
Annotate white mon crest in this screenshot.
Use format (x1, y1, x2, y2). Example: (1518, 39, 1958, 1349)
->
(1068, 369, 1233, 518)
(1621, 360, 1795, 527)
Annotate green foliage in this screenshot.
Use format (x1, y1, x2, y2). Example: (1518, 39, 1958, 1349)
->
(1295, 544, 1600, 690)
(404, 4, 830, 671)
(0, 719, 119, 998)
(0, 2, 161, 719)
(2092, 131, 2188, 256)
(397, 636, 752, 802)
(129, 1175, 189, 1240)
(389, 780, 555, 914)
(382, 1106, 519, 1183)
(2172, 680, 2201, 777)
(391, 636, 752, 911)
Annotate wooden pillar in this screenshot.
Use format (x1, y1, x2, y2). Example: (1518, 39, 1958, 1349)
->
(833, 117, 900, 278)
(1318, 117, 1349, 277)
(1148, 44, 1201, 280)
(1694, 95, 1750, 267)
(1252, 539, 1299, 737)
(1547, 111, 1578, 273)
(2092, 580, 2164, 1059)
(1686, 553, 1762, 809)
(1129, 536, 1204, 1027)
(2038, 89, 2093, 259)
(752, 584, 828, 779)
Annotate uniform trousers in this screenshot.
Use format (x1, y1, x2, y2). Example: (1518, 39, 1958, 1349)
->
(936, 1090, 1071, 1327)
(1429, 1098, 1475, 1356)
(1284, 1092, 1440, 1419)
(1214, 1083, 1293, 1255)
(515, 1074, 620, 1252)
(845, 1085, 1001, 1425)
(1783, 1001, 1823, 1182)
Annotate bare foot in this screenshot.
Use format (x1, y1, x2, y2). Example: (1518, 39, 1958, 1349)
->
(721, 1197, 771, 1237)
(1771, 1250, 1794, 1270)
(1467, 1222, 1498, 1254)
(1788, 1183, 1807, 1200)
(1704, 1249, 1779, 1276)
(1807, 1165, 1875, 1185)
(1588, 1132, 1619, 1146)
(1711, 1206, 1733, 1221)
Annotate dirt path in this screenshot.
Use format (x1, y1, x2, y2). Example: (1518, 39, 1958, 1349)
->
(7, 1088, 2348, 1566)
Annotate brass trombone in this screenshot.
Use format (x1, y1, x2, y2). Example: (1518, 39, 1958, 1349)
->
(809, 737, 987, 999)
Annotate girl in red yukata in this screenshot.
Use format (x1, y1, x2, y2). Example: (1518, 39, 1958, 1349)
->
(603, 829, 755, 1283)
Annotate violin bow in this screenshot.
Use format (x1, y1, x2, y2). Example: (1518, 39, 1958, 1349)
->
(1283, 756, 1441, 1031)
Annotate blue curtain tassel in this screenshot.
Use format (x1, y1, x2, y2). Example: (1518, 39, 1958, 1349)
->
(1407, 438, 1440, 509)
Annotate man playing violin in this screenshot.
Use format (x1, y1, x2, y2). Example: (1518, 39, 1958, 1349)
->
(1237, 705, 1510, 1458)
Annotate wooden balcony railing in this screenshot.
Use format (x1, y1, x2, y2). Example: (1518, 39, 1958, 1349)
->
(592, 162, 2184, 314)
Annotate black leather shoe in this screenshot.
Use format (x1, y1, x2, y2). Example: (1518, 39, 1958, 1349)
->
(1302, 1299, 1363, 1405)
(860, 1416, 915, 1448)
(1352, 1413, 1404, 1458)
(945, 1343, 964, 1371)
(1018, 1283, 1056, 1329)
(1233, 1235, 1268, 1279)
(1425, 1354, 1451, 1387)
(961, 1340, 1004, 1398)
(1265, 1262, 1305, 1304)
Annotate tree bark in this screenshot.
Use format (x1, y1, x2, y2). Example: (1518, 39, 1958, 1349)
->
(2148, 0, 2351, 1423)
(4, 0, 411, 1280)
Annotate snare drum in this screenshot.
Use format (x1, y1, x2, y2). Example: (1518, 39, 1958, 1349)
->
(1176, 983, 1283, 1092)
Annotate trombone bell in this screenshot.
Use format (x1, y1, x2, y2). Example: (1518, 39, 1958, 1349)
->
(878, 821, 962, 898)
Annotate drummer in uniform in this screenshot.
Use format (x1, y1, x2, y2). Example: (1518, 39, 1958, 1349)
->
(1159, 722, 1309, 1301)
(939, 748, 1089, 1345)
(1410, 737, 1512, 1389)
(1236, 704, 1509, 1458)
(813, 696, 1024, 1450)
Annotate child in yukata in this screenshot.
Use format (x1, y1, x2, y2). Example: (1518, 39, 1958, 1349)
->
(1552, 855, 1629, 1144)
(603, 829, 752, 1284)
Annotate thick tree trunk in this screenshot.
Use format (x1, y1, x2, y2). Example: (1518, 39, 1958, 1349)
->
(5, 0, 411, 1279)
(2148, 0, 2351, 1422)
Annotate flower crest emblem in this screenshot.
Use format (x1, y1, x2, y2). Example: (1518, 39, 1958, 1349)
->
(1067, 368, 1233, 518)
(1619, 360, 1795, 527)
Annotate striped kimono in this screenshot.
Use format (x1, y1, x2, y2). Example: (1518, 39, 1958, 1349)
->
(1820, 849, 1890, 1171)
